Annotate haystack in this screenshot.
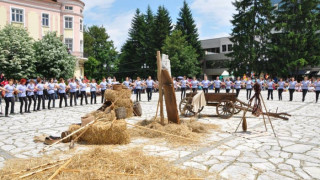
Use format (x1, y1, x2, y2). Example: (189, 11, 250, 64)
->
(104, 89, 134, 118)
(68, 112, 130, 145)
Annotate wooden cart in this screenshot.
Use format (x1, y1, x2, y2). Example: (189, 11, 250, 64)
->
(179, 92, 290, 120)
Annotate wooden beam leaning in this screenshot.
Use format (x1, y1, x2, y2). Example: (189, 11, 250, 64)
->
(156, 51, 164, 125)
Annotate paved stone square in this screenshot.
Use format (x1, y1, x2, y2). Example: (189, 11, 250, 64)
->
(0, 90, 319, 179)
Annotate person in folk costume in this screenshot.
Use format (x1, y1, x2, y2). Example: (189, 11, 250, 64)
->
(257, 77, 265, 90)
(0, 79, 17, 117)
(276, 78, 285, 101)
(146, 76, 156, 102)
(265, 78, 274, 100)
(313, 77, 320, 103)
(69, 78, 78, 106)
(99, 77, 107, 103)
(80, 79, 88, 105)
(16, 79, 28, 114)
(213, 76, 222, 93)
(234, 77, 242, 97)
(200, 75, 211, 94)
(224, 78, 232, 93)
(123, 77, 132, 90)
(134, 77, 144, 102)
(173, 77, 178, 91)
(35, 78, 46, 111)
(288, 77, 298, 101)
(47, 78, 56, 109)
(245, 77, 254, 100)
(179, 76, 188, 99)
(300, 76, 311, 102)
(191, 77, 199, 93)
(90, 79, 98, 104)
(26, 79, 36, 112)
(56, 78, 68, 108)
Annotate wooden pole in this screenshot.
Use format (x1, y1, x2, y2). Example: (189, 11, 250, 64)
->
(157, 51, 164, 125)
(259, 94, 277, 137)
(48, 158, 72, 180)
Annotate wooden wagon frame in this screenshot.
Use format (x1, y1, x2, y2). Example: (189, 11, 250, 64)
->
(179, 92, 290, 120)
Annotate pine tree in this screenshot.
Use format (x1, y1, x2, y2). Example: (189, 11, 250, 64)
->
(228, 0, 274, 77)
(162, 30, 201, 77)
(33, 32, 76, 79)
(0, 25, 36, 79)
(154, 6, 173, 51)
(176, 0, 203, 60)
(119, 9, 148, 78)
(144, 6, 157, 78)
(271, 0, 320, 77)
(84, 25, 117, 79)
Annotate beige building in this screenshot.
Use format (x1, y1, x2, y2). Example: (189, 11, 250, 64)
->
(0, 0, 87, 78)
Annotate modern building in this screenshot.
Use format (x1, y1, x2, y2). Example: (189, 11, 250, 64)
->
(200, 37, 233, 79)
(0, 0, 86, 78)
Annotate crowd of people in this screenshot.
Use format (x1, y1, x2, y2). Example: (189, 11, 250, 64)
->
(0, 72, 319, 118)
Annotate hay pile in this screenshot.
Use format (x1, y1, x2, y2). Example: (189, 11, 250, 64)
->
(68, 119, 130, 145)
(68, 110, 130, 145)
(105, 89, 133, 118)
(64, 89, 134, 145)
(129, 118, 220, 143)
(0, 148, 204, 180)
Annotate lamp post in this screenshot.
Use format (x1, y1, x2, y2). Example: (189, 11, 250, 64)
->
(141, 63, 149, 77)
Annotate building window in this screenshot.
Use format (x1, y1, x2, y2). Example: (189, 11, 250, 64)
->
(80, 40, 83, 52)
(228, 44, 233, 52)
(65, 38, 73, 52)
(42, 13, 49, 27)
(64, 17, 73, 29)
(11, 8, 24, 23)
(80, 9, 83, 14)
(222, 45, 227, 52)
(205, 47, 220, 54)
(65, 6, 73, 10)
(80, 19, 83, 31)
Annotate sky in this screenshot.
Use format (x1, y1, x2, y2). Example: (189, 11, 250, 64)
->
(82, 0, 236, 51)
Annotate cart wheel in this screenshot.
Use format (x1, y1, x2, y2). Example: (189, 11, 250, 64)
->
(233, 101, 242, 114)
(216, 100, 235, 119)
(179, 97, 195, 117)
(179, 97, 189, 113)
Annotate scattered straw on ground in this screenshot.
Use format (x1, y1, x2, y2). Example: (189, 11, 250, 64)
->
(0, 147, 204, 180)
(128, 118, 220, 144)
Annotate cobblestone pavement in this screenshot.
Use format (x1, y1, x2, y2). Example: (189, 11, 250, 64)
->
(0, 90, 319, 179)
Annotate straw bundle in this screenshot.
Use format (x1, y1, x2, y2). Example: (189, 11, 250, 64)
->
(89, 110, 116, 121)
(68, 120, 130, 145)
(0, 148, 205, 180)
(105, 89, 131, 102)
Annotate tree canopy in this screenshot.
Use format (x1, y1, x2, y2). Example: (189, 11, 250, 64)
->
(0, 25, 36, 79)
(34, 32, 76, 79)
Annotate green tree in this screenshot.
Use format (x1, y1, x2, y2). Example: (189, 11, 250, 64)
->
(33, 32, 76, 79)
(271, 0, 320, 77)
(119, 9, 148, 78)
(162, 30, 201, 77)
(84, 57, 100, 79)
(144, 6, 157, 78)
(176, 0, 203, 60)
(84, 25, 117, 79)
(0, 25, 35, 79)
(228, 0, 274, 77)
(154, 6, 173, 51)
